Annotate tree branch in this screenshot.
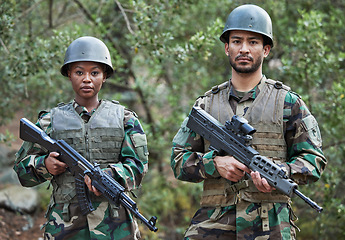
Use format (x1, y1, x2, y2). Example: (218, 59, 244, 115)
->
(114, 0, 134, 34)
(0, 38, 10, 54)
(72, 0, 97, 25)
(14, 0, 45, 22)
(49, 0, 53, 28)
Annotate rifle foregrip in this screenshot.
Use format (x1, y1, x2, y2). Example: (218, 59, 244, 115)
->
(250, 155, 297, 196)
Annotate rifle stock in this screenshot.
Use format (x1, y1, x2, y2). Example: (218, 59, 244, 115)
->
(186, 107, 323, 213)
(19, 118, 158, 232)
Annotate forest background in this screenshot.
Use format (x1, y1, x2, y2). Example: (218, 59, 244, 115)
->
(1, 0, 345, 239)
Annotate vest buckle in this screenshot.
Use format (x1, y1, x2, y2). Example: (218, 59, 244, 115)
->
(274, 81, 283, 89)
(228, 180, 250, 193)
(211, 85, 220, 94)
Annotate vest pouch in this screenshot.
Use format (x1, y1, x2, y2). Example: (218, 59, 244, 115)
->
(201, 178, 238, 207)
(237, 179, 290, 203)
(239, 189, 290, 203)
(51, 173, 79, 204)
(251, 123, 287, 161)
(89, 127, 123, 164)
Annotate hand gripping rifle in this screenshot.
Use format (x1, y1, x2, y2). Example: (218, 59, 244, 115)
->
(19, 118, 158, 232)
(186, 107, 323, 213)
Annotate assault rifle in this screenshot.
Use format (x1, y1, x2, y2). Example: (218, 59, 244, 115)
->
(186, 107, 323, 213)
(19, 118, 158, 232)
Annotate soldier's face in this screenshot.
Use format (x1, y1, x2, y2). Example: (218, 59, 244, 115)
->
(68, 61, 106, 101)
(225, 30, 270, 74)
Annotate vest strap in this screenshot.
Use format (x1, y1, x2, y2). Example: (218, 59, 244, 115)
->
(210, 207, 222, 221)
(227, 180, 250, 193)
(62, 203, 71, 222)
(260, 203, 270, 231)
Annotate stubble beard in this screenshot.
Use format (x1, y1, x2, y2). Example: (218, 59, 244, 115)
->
(229, 55, 263, 74)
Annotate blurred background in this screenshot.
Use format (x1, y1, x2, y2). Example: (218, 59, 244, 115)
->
(1, 0, 344, 239)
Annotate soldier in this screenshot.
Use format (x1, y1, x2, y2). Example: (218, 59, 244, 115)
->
(171, 4, 327, 240)
(14, 36, 149, 239)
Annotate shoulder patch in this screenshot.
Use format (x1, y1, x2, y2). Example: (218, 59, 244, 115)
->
(302, 114, 322, 148)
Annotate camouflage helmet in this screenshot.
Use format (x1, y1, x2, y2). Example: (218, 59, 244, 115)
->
(60, 36, 114, 78)
(219, 4, 273, 47)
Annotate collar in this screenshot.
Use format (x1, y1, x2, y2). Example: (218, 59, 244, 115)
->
(72, 99, 101, 122)
(228, 75, 266, 103)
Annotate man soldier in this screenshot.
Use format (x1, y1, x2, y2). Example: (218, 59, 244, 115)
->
(171, 4, 327, 239)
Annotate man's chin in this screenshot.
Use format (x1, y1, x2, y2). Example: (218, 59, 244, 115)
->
(235, 67, 254, 74)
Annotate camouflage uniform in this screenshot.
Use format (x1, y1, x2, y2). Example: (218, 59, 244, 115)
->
(171, 77, 327, 240)
(14, 99, 149, 240)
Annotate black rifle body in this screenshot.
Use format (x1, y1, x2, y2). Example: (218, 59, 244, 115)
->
(19, 118, 158, 232)
(186, 107, 323, 213)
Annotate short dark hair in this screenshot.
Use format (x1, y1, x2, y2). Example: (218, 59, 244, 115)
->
(263, 35, 273, 47)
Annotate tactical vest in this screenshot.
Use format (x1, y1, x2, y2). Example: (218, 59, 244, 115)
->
(201, 77, 291, 207)
(49, 100, 125, 210)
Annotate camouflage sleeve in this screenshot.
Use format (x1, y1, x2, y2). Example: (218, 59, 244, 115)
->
(171, 97, 221, 183)
(108, 109, 149, 191)
(13, 112, 53, 187)
(283, 92, 327, 185)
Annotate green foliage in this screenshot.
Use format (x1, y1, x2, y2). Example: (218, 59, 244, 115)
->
(137, 168, 202, 239)
(0, 131, 15, 145)
(1, 0, 345, 238)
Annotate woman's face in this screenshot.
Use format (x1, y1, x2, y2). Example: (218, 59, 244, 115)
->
(68, 61, 106, 101)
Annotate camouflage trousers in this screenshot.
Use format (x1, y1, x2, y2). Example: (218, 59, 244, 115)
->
(43, 201, 140, 240)
(184, 201, 297, 240)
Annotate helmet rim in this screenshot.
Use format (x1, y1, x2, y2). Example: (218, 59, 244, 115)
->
(60, 36, 114, 78)
(219, 4, 273, 47)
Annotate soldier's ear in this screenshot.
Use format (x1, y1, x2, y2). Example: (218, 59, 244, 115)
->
(66, 64, 72, 80)
(225, 43, 230, 56)
(263, 45, 271, 58)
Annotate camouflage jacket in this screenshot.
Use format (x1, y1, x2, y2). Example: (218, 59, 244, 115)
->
(171, 79, 327, 187)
